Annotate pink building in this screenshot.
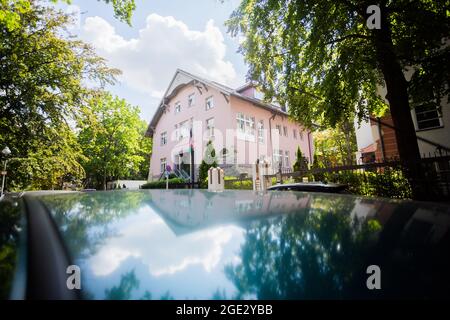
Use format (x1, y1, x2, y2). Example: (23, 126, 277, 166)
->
(146, 69, 314, 181)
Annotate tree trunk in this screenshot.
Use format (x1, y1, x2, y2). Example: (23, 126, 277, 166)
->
(373, 8, 421, 164)
(372, 6, 422, 199)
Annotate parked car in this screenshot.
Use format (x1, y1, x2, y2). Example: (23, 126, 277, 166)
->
(268, 182, 349, 193)
(1, 189, 450, 299)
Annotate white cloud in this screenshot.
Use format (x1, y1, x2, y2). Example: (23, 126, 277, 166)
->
(87, 209, 243, 278)
(81, 14, 238, 99)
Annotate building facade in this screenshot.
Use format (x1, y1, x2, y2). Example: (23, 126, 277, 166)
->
(355, 67, 450, 163)
(146, 69, 314, 181)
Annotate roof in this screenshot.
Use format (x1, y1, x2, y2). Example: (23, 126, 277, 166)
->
(145, 69, 289, 137)
(360, 143, 377, 154)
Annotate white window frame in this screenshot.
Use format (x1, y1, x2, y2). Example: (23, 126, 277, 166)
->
(188, 93, 195, 107)
(205, 96, 214, 110)
(206, 117, 215, 138)
(275, 125, 281, 136)
(174, 102, 181, 113)
(284, 150, 290, 168)
(273, 149, 283, 168)
(236, 113, 255, 141)
(414, 103, 443, 131)
(160, 158, 167, 174)
(160, 131, 167, 146)
(258, 120, 264, 143)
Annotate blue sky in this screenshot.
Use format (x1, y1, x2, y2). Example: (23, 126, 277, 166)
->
(56, 0, 247, 121)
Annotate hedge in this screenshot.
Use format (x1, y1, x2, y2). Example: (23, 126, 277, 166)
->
(141, 178, 187, 189)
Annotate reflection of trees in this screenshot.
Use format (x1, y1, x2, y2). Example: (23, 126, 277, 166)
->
(0, 199, 22, 299)
(105, 270, 139, 300)
(42, 191, 148, 260)
(225, 196, 381, 299)
(103, 269, 172, 300)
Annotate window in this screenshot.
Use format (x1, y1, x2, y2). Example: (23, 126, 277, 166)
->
(221, 148, 228, 164)
(160, 131, 167, 146)
(258, 120, 264, 143)
(283, 126, 288, 137)
(275, 125, 281, 135)
(299, 130, 304, 140)
(206, 117, 215, 137)
(175, 120, 189, 141)
(160, 158, 167, 174)
(205, 96, 214, 110)
(415, 104, 442, 130)
(284, 151, 290, 168)
(293, 129, 297, 139)
(273, 149, 283, 168)
(188, 93, 195, 107)
(236, 113, 255, 139)
(175, 102, 181, 113)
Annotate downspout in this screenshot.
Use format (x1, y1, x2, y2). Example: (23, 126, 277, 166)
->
(268, 113, 276, 167)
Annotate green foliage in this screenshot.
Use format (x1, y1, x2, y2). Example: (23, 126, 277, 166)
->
(224, 179, 253, 190)
(310, 154, 326, 182)
(225, 196, 381, 299)
(227, 0, 449, 162)
(0, 199, 21, 299)
(141, 178, 186, 189)
(227, 0, 449, 127)
(314, 121, 357, 167)
(292, 146, 308, 172)
(321, 168, 413, 199)
(198, 141, 218, 188)
(78, 93, 152, 190)
(0, 2, 119, 191)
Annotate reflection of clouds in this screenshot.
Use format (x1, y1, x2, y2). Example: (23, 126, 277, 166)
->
(88, 206, 242, 277)
(90, 247, 141, 276)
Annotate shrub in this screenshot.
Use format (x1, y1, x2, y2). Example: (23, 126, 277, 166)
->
(321, 168, 412, 199)
(225, 179, 253, 190)
(141, 178, 186, 189)
(198, 140, 218, 188)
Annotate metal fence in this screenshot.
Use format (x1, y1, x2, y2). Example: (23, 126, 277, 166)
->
(265, 154, 450, 202)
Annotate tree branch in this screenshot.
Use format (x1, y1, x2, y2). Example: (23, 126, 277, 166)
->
(325, 33, 372, 45)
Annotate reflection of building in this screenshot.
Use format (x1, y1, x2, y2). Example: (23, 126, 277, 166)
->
(145, 69, 314, 181)
(146, 190, 312, 235)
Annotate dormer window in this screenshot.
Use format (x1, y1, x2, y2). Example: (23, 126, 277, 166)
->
(188, 93, 195, 107)
(205, 96, 214, 110)
(175, 102, 181, 113)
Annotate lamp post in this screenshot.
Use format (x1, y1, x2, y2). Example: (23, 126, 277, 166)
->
(1, 146, 11, 197)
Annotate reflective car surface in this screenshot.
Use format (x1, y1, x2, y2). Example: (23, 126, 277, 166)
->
(1, 190, 450, 299)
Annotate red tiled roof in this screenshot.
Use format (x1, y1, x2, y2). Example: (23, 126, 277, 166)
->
(360, 143, 377, 154)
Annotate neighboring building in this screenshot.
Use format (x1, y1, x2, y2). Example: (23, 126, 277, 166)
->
(355, 68, 450, 163)
(146, 69, 314, 181)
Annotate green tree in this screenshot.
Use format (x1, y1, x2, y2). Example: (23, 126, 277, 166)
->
(1, 0, 136, 30)
(0, 2, 119, 190)
(314, 121, 358, 167)
(292, 146, 307, 172)
(198, 140, 218, 187)
(78, 93, 152, 190)
(227, 0, 449, 164)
